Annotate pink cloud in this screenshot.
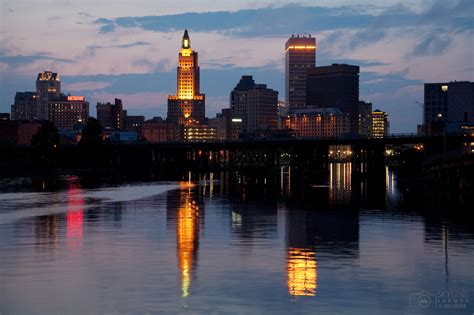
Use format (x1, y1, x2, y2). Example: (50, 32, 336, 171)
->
(63, 81, 111, 91)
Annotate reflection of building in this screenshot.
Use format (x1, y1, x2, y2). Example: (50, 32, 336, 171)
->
(66, 176, 84, 250)
(283, 108, 350, 138)
(424, 81, 474, 135)
(96, 98, 124, 130)
(230, 75, 278, 136)
(167, 30, 205, 125)
(285, 201, 360, 297)
(372, 109, 388, 138)
(287, 247, 317, 296)
(306, 64, 360, 134)
(167, 190, 202, 298)
(285, 34, 316, 112)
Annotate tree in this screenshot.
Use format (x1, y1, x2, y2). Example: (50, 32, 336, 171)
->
(31, 121, 60, 149)
(80, 117, 103, 146)
(31, 121, 60, 167)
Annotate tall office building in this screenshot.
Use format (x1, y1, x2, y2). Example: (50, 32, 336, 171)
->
(36, 71, 61, 120)
(306, 64, 360, 134)
(167, 30, 205, 125)
(358, 101, 372, 138)
(11, 92, 37, 120)
(48, 95, 89, 130)
(424, 81, 474, 135)
(372, 109, 388, 138)
(231, 75, 278, 136)
(96, 98, 125, 130)
(285, 34, 316, 112)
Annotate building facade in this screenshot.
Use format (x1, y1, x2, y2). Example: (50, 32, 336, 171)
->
(36, 71, 61, 120)
(208, 109, 231, 140)
(48, 95, 89, 130)
(306, 64, 360, 134)
(125, 115, 145, 130)
(167, 30, 205, 125)
(96, 98, 124, 130)
(424, 81, 474, 135)
(372, 109, 388, 138)
(231, 76, 278, 136)
(358, 101, 372, 138)
(141, 120, 180, 142)
(283, 108, 350, 138)
(285, 34, 316, 112)
(180, 124, 217, 142)
(11, 92, 37, 120)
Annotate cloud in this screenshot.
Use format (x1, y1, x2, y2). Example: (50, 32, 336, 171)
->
(0, 54, 72, 67)
(410, 30, 453, 56)
(63, 81, 112, 92)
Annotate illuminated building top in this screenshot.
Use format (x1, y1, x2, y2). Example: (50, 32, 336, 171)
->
(37, 71, 60, 82)
(167, 30, 206, 125)
(169, 29, 203, 101)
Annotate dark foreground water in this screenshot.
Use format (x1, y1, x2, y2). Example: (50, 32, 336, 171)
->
(0, 164, 473, 314)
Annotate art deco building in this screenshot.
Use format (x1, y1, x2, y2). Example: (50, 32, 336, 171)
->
(36, 71, 61, 120)
(285, 34, 316, 112)
(167, 30, 205, 125)
(372, 109, 389, 138)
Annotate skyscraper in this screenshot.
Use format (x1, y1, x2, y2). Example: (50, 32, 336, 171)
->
(285, 34, 316, 112)
(306, 64, 360, 134)
(48, 95, 89, 130)
(424, 81, 474, 135)
(11, 91, 37, 120)
(36, 71, 61, 120)
(167, 30, 205, 125)
(230, 75, 278, 136)
(358, 101, 372, 138)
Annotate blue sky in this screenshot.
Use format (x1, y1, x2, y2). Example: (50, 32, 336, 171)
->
(0, 0, 473, 132)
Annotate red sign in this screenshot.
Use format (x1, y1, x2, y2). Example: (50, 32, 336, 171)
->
(67, 96, 85, 101)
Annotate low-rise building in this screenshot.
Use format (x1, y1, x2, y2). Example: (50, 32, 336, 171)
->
(283, 108, 350, 138)
(180, 124, 217, 142)
(141, 120, 180, 142)
(372, 109, 389, 138)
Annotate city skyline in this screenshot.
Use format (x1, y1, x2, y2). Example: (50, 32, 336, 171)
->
(1, 1, 473, 132)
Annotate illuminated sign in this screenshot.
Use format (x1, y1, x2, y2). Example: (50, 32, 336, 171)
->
(232, 118, 242, 123)
(67, 96, 85, 101)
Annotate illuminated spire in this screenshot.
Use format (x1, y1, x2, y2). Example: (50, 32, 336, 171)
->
(182, 29, 190, 49)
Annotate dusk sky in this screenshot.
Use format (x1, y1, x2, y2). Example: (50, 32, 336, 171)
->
(0, 0, 472, 132)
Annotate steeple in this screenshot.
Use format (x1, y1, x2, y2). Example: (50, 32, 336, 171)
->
(182, 29, 190, 49)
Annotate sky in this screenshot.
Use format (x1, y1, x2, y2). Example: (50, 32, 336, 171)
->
(0, 0, 473, 132)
